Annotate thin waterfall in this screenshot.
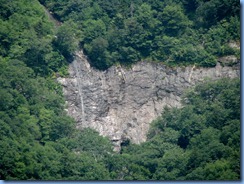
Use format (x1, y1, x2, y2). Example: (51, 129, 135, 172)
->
(188, 64, 196, 83)
(73, 60, 85, 122)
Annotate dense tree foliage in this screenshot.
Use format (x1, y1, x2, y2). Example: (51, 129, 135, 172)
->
(0, 0, 112, 180)
(121, 78, 240, 180)
(0, 0, 240, 181)
(0, 58, 114, 179)
(41, 0, 240, 69)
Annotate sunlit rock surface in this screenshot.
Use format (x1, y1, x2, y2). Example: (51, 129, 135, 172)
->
(58, 50, 240, 151)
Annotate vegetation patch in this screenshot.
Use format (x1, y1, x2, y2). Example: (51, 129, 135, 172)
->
(0, 0, 240, 180)
(40, 0, 240, 70)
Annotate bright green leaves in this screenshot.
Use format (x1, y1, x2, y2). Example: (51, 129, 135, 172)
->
(183, 78, 240, 129)
(151, 35, 217, 67)
(0, 55, 77, 180)
(186, 159, 239, 180)
(152, 36, 180, 62)
(0, 0, 240, 180)
(38, 108, 54, 142)
(136, 3, 159, 30)
(82, 19, 110, 69)
(42, 0, 239, 70)
(187, 128, 227, 170)
(54, 20, 81, 59)
(130, 78, 240, 180)
(0, 63, 240, 180)
(40, 0, 240, 70)
(84, 37, 110, 69)
(49, 115, 75, 141)
(153, 147, 189, 180)
(0, 89, 14, 111)
(83, 19, 106, 42)
(220, 120, 240, 147)
(72, 128, 113, 159)
(159, 4, 192, 36)
(0, 0, 70, 76)
(175, 79, 239, 179)
(105, 153, 151, 180)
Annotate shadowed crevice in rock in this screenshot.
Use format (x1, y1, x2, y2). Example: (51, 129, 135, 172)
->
(58, 50, 240, 152)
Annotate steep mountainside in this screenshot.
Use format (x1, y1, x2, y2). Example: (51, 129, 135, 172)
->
(0, 0, 240, 180)
(58, 50, 239, 151)
(40, 0, 240, 70)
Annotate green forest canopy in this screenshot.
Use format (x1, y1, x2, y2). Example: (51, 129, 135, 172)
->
(0, 0, 240, 180)
(40, 0, 240, 69)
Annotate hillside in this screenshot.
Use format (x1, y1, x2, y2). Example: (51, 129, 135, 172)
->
(40, 0, 240, 69)
(0, 0, 240, 180)
(58, 50, 239, 152)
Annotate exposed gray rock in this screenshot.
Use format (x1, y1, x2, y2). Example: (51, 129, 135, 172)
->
(218, 55, 239, 66)
(57, 50, 240, 152)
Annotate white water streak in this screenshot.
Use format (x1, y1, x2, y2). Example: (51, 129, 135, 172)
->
(188, 64, 196, 83)
(74, 60, 85, 122)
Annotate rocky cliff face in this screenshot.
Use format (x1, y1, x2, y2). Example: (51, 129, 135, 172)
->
(57, 50, 239, 151)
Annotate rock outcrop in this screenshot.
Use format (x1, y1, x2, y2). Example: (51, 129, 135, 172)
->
(57, 50, 240, 151)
